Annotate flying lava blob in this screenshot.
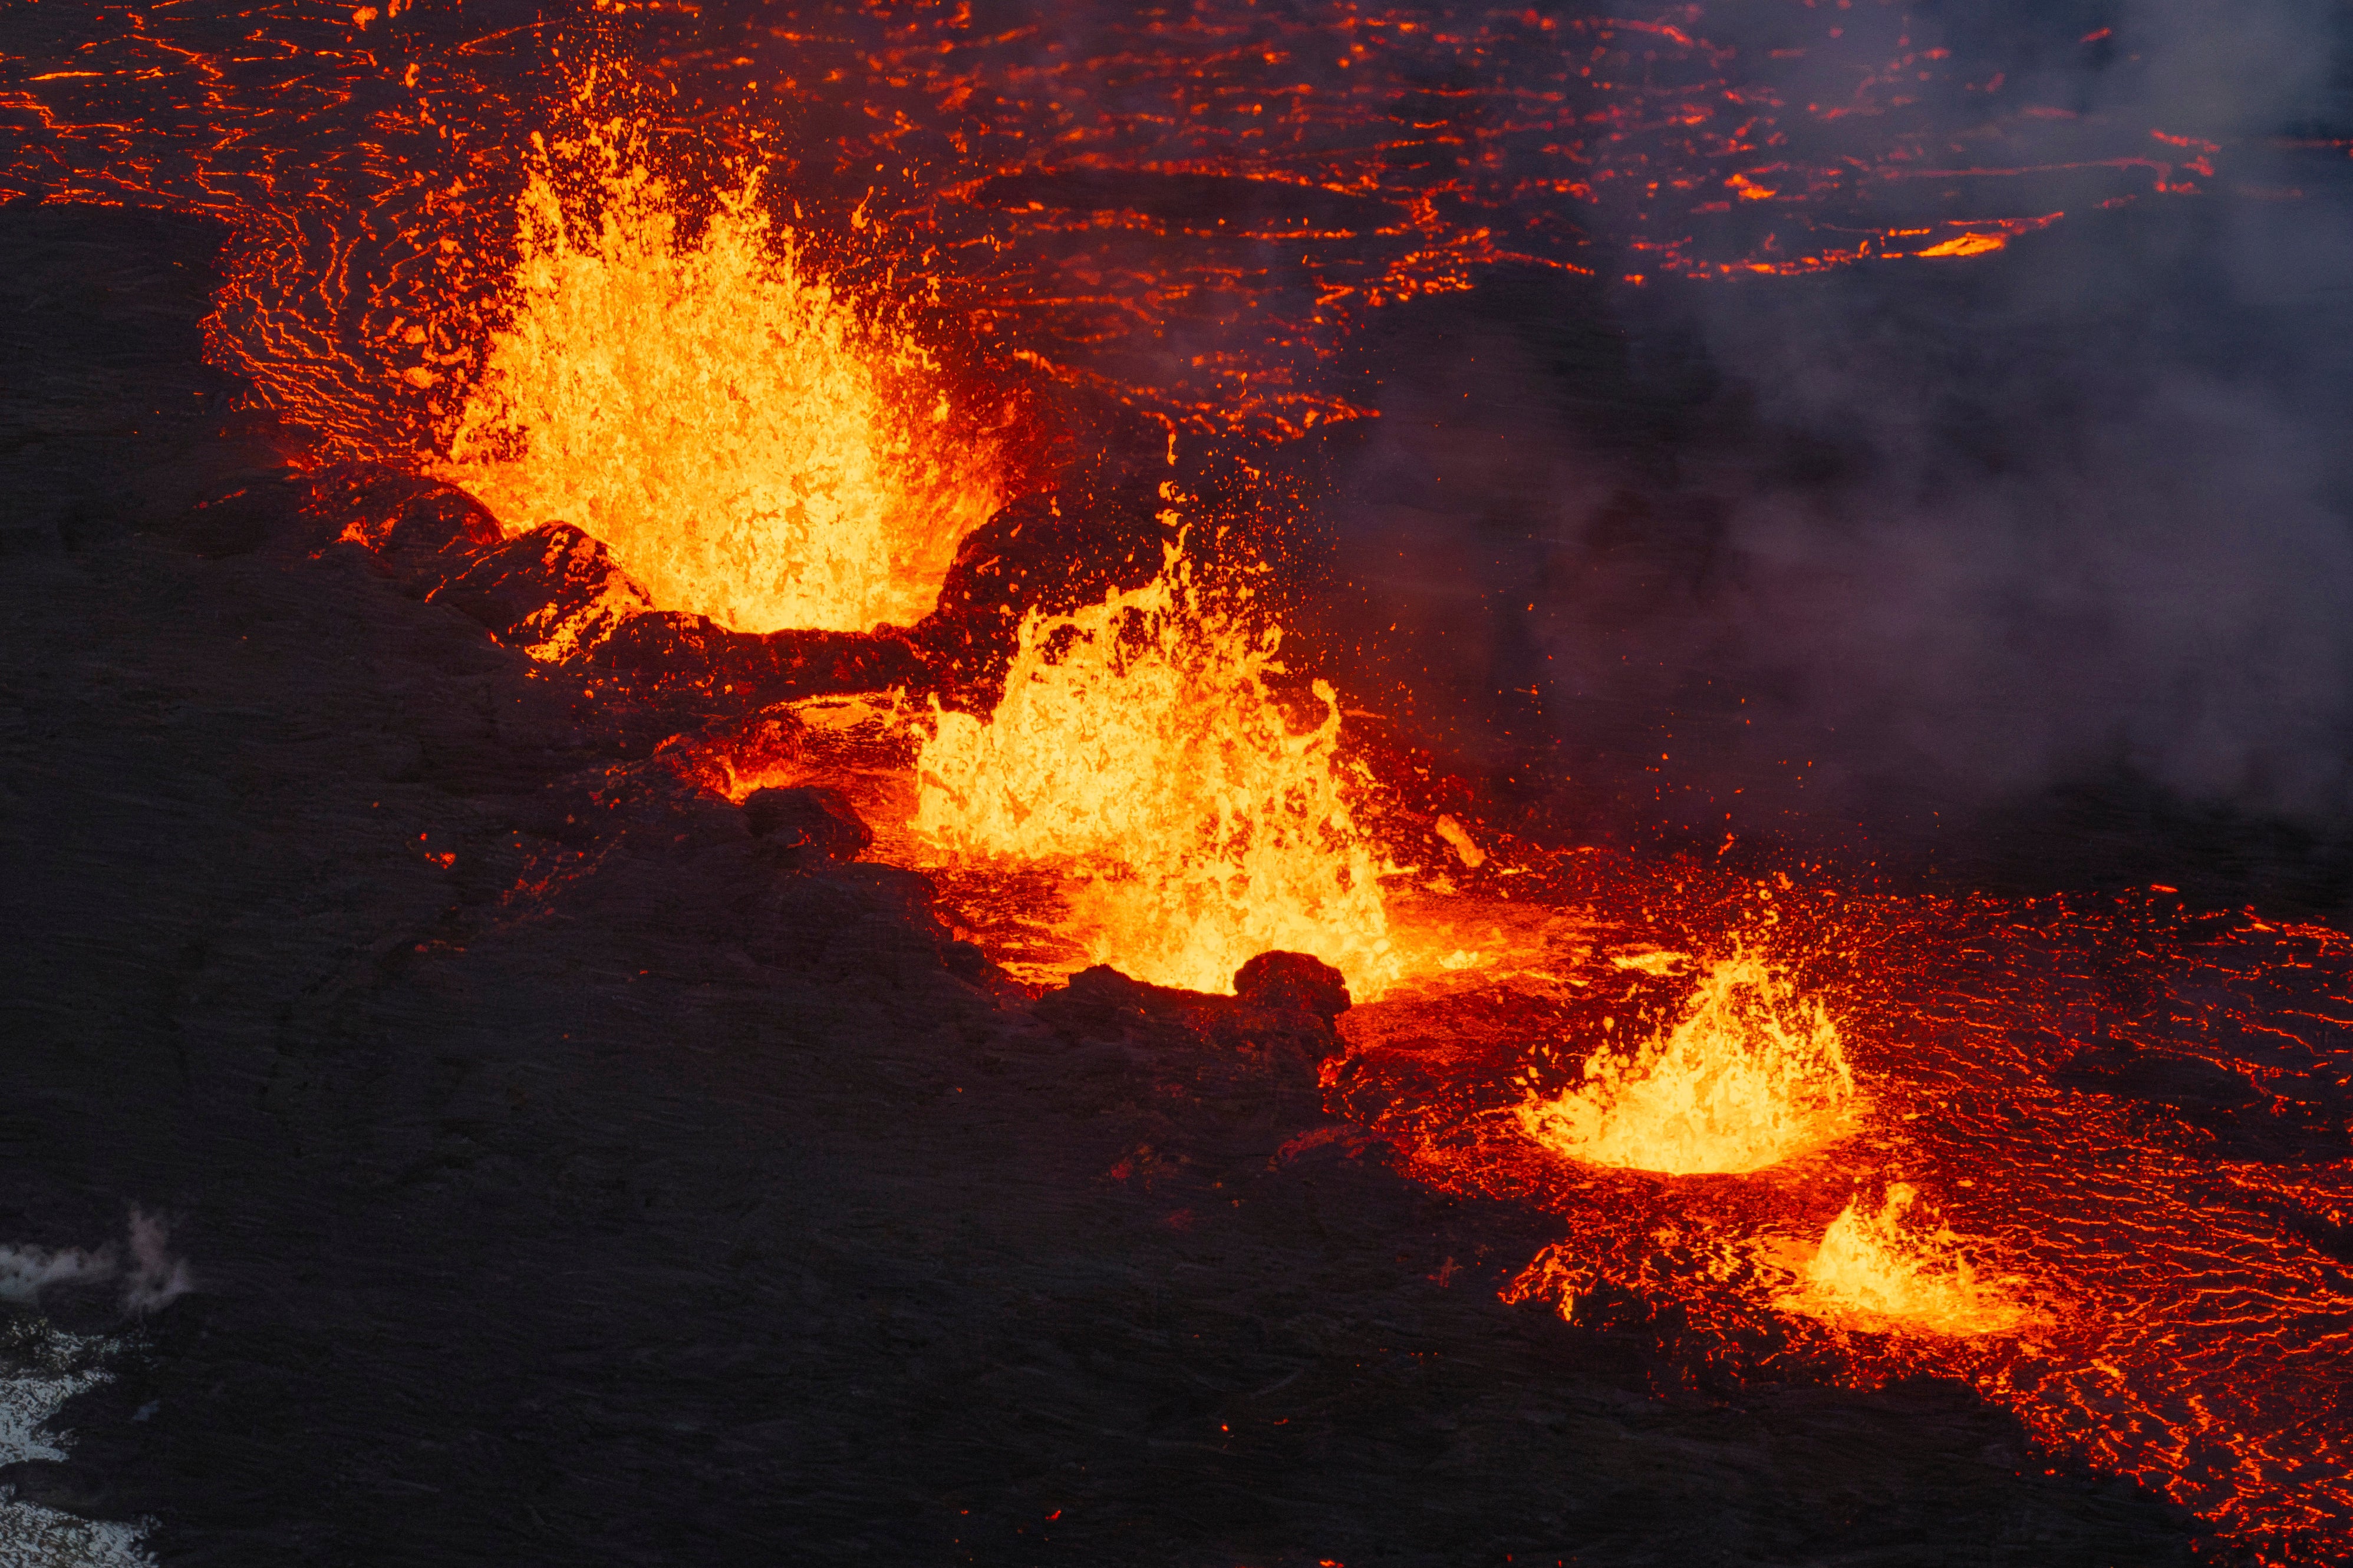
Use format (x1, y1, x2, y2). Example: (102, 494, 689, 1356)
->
(1517, 953, 1856, 1175)
(913, 544, 1400, 998)
(440, 121, 1000, 634)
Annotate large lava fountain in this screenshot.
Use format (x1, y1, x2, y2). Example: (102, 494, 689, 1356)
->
(914, 543, 1399, 995)
(441, 118, 1001, 633)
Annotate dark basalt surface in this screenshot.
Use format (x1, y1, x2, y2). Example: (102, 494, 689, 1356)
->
(0, 203, 2205, 1565)
(170, 458, 938, 722)
(156, 424, 1199, 727)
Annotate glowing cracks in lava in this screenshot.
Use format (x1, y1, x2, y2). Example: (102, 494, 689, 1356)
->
(442, 124, 998, 634)
(1516, 954, 1856, 1176)
(1792, 1184, 2025, 1337)
(912, 546, 1399, 998)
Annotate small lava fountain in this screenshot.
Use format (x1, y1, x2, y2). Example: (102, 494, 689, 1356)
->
(1516, 953, 1856, 1176)
(1792, 1184, 2026, 1338)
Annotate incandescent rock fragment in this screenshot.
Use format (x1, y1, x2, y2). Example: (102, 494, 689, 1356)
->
(654, 708, 809, 798)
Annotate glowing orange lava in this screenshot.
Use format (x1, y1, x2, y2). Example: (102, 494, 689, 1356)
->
(1516, 952, 1856, 1175)
(441, 120, 1000, 633)
(913, 544, 1399, 997)
(1342, 882, 2353, 1563)
(1792, 1184, 2028, 1336)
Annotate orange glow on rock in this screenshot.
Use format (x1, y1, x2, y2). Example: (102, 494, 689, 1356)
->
(913, 544, 1399, 997)
(441, 121, 1000, 634)
(1516, 953, 1855, 1174)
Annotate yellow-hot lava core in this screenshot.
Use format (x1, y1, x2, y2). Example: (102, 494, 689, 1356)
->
(913, 547, 1399, 997)
(1795, 1184, 2025, 1336)
(442, 129, 998, 633)
(1517, 953, 1854, 1174)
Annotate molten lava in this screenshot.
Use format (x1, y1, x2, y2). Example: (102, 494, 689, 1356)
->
(1517, 953, 1855, 1175)
(1794, 1184, 2026, 1337)
(441, 123, 999, 633)
(1342, 883, 2353, 1564)
(914, 544, 1398, 998)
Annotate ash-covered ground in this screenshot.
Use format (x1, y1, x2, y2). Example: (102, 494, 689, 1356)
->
(0, 205, 2212, 1566)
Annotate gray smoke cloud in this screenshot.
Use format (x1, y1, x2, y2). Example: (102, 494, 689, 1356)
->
(1339, 0, 2353, 848)
(1675, 0, 2353, 824)
(1679, 213, 2353, 821)
(0, 1210, 193, 1315)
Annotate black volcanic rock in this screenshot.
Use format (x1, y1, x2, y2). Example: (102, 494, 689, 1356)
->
(157, 470, 319, 558)
(302, 463, 503, 576)
(292, 464, 647, 655)
(742, 785, 872, 861)
(289, 462, 935, 715)
(427, 521, 652, 651)
(1037, 961, 1349, 1068)
(584, 609, 929, 709)
(905, 427, 1350, 714)
(1032, 962, 1193, 1041)
(911, 480, 1174, 708)
(1234, 950, 1352, 1020)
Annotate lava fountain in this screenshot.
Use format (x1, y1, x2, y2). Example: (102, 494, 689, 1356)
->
(1516, 952, 1856, 1176)
(914, 543, 1399, 997)
(440, 119, 1000, 633)
(1791, 1183, 2026, 1338)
